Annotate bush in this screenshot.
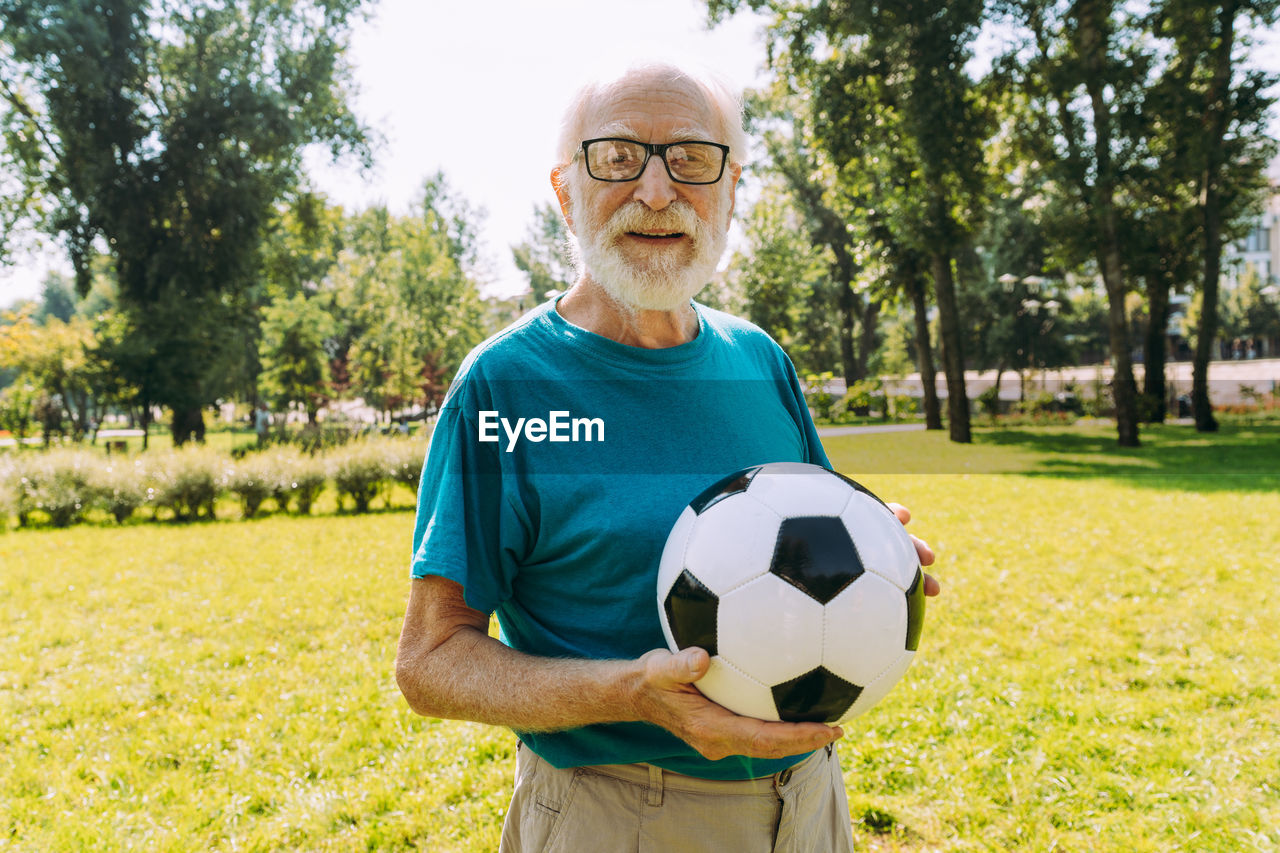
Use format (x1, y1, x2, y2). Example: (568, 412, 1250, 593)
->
(890, 394, 920, 418)
(274, 419, 363, 454)
(0, 431, 424, 528)
(384, 437, 426, 490)
(1015, 391, 1058, 417)
(226, 453, 276, 518)
(0, 454, 19, 529)
(803, 371, 838, 421)
(831, 379, 886, 422)
(88, 458, 150, 524)
(329, 440, 393, 513)
(261, 447, 327, 515)
(8, 450, 95, 528)
(150, 447, 229, 521)
(977, 386, 1002, 419)
(1084, 375, 1115, 418)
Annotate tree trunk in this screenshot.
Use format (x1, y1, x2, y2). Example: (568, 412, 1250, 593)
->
(171, 406, 206, 446)
(1192, 255, 1221, 432)
(855, 299, 880, 383)
(1095, 200, 1141, 444)
(930, 249, 971, 443)
(1102, 264, 1142, 446)
(1077, 0, 1140, 446)
(1192, 1, 1237, 433)
(836, 277, 863, 385)
(1142, 273, 1171, 422)
(907, 271, 943, 430)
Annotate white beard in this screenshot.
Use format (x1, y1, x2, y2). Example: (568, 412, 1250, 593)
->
(571, 197, 728, 313)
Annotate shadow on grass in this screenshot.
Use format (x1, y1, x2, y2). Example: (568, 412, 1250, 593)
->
(825, 422, 1280, 494)
(976, 423, 1280, 494)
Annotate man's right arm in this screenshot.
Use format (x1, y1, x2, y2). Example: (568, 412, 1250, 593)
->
(394, 574, 844, 762)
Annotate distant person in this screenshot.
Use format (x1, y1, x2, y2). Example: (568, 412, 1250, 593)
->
(254, 403, 271, 445)
(395, 62, 939, 852)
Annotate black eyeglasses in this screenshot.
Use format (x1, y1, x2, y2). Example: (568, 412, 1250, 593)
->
(579, 137, 730, 185)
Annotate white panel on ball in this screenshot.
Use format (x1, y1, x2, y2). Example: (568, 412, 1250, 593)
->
(718, 575, 825, 686)
(697, 657, 781, 721)
(822, 573, 910, 687)
(838, 650, 915, 723)
(655, 506, 699, 600)
(746, 463, 855, 519)
(681, 494, 781, 595)
(839, 491, 919, 589)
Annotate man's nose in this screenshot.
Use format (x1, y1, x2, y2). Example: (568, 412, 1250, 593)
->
(632, 156, 677, 211)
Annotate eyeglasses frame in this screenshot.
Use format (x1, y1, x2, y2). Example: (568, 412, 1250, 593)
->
(578, 137, 731, 185)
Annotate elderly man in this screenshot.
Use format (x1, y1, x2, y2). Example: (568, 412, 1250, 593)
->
(396, 62, 938, 852)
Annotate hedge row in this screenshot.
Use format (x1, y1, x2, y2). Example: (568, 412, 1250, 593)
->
(0, 438, 427, 529)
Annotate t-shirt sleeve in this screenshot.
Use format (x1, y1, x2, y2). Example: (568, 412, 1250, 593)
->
(776, 347, 832, 470)
(409, 390, 525, 617)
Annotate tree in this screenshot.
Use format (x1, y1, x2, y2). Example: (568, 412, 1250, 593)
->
(331, 177, 487, 419)
(511, 202, 574, 299)
(1157, 0, 1278, 431)
(0, 0, 371, 444)
(0, 304, 100, 438)
(33, 271, 75, 324)
(709, 0, 989, 442)
(994, 0, 1155, 445)
(258, 292, 335, 424)
(736, 82, 886, 393)
(729, 180, 841, 375)
(965, 192, 1076, 400)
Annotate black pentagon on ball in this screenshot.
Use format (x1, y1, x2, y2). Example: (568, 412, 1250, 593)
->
(905, 568, 926, 652)
(688, 466, 763, 515)
(770, 516, 864, 604)
(772, 666, 864, 724)
(664, 569, 719, 657)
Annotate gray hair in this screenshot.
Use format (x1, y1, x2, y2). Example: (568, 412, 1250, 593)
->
(553, 62, 748, 177)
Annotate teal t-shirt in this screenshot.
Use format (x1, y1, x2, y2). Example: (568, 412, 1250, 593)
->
(409, 297, 831, 780)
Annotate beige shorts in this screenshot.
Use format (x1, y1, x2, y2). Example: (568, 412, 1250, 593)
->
(498, 743, 854, 853)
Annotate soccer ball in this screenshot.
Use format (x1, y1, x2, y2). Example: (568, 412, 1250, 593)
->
(656, 462, 926, 725)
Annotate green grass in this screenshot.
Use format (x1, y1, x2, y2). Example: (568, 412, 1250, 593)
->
(2, 424, 1278, 851)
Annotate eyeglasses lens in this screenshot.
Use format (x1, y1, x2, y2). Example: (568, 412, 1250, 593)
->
(587, 140, 646, 181)
(584, 140, 724, 184)
(664, 144, 721, 182)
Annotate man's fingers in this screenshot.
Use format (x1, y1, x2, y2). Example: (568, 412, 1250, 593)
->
(911, 533, 935, 566)
(655, 647, 709, 686)
(887, 502, 935, 569)
(923, 572, 941, 597)
(695, 715, 843, 762)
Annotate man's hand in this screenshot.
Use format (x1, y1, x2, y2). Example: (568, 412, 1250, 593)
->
(886, 502, 940, 597)
(631, 647, 842, 762)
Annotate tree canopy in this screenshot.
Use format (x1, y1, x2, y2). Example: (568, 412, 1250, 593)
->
(0, 0, 372, 442)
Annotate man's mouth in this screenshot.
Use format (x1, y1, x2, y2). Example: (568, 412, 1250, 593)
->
(626, 231, 686, 241)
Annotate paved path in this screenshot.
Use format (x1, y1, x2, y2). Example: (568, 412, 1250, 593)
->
(814, 359, 1280, 405)
(817, 423, 927, 437)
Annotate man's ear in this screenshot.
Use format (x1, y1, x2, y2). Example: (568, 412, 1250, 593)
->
(552, 166, 575, 233)
(724, 162, 743, 229)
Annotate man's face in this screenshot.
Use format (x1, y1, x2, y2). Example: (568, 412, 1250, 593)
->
(556, 74, 741, 312)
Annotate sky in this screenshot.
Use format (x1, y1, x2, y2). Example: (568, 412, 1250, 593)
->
(0, 0, 773, 306)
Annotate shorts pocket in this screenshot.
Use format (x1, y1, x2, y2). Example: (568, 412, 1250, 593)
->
(500, 750, 583, 853)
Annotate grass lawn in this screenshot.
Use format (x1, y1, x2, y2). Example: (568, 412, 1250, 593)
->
(2, 423, 1277, 851)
